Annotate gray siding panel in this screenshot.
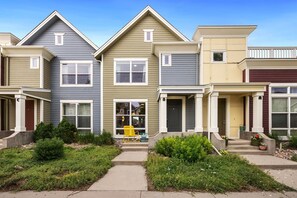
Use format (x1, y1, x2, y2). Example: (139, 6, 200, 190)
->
(186, 98, 195, 130)
(161, 54, 198, 86)
(27, 20, 101, 133)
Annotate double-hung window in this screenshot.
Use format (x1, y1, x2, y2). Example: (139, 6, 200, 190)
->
(115, 59, 147, 85)
(61, 101, 92, 132)
(61, 61, 92, 86)
(115, 100, 147, 136)
(271, 85, 297, 137)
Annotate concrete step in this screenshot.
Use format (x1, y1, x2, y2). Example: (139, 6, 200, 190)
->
(227, 145, 259, 150)
(228, 149, 269, 155)
(228, 139, 250, 146)
(121, 146, 148, 152)
(112, 151, 147, 166)
(122, 142, 148, 147)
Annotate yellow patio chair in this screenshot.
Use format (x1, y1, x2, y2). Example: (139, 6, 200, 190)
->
(123, 125, 139, 142)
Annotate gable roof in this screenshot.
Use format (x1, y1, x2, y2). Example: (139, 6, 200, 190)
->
(17, 11, 98, 50)
(94, 6, 189, 58)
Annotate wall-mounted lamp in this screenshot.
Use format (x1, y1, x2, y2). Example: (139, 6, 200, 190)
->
(258, 96, 262, 100)
(162, 98, 166, 101)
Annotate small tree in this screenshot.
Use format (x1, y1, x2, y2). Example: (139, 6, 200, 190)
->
(33, 122, 54, 142)
(54, 118, 77, 144)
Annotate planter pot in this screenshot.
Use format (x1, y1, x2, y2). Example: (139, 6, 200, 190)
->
(259, 145, 268, 150)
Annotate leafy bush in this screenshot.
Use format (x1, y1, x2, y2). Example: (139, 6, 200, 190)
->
(53, 118, 77, 144)
(34, 138, 64, 161)
(291, 154, 297, 162)
(289, 136, 297, 148)
(155, 135, 212, 162)
(33, 122, 54, 142)
(77, 132, 95, 144)
(99, 131, 114, 145)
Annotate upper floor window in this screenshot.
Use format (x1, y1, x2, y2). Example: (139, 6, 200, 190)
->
(60, 61, 92, 87)
(55, 33, 64, 45)
(143, 29, 154, 42)
(114, 58, 148, 85)
(30, 57, 39, 69)
(162, 54, 172, 66)
(212, 51, 226, 63)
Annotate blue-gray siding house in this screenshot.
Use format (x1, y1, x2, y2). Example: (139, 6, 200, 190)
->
(18, 11, 101, 133)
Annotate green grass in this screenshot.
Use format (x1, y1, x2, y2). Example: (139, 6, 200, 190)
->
(146, 153, 292, 193)
(0, 146, 120, 191)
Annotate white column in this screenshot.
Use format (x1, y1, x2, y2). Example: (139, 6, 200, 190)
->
(159, 93, 167, 132)
(40, 100, 44, 122)
(194, 93, 203, 132)
(252, 92, 264, 132)
(15, 94, 26, 132)
(245, 96, 250, 131)
(209, 92, 219, 133)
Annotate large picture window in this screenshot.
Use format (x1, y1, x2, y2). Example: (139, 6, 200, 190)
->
(61, 61, 92, 86)
(271, 85, 297, 136)
(114, 100, 147, 136)
(61, 101, 92, 132)
(114, 59, 147, 84)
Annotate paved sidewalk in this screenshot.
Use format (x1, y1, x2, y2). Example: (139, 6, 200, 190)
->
(266, 169, 297, 190)
(112, 151, 148, 165)
(1, 191, 297, 198)
(241, 155, 297, 169)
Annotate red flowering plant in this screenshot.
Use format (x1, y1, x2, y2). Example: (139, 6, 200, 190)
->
(251, 133, 263, 146)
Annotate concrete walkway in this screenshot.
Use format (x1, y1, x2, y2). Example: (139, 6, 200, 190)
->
(1, 191, 297, 198)
(88, 143, 148, 191)
(241, 155, 297, 169)
(266, 169, 297, 190)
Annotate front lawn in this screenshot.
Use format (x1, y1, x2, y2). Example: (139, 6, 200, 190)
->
(0, 145, 120, 191)
(146, 153, 292, 193)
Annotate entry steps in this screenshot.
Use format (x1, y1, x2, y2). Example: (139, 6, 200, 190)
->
(227, 139, 269, 155)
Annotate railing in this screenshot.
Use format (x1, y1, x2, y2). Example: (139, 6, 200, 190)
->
(248, 47, 297, 59)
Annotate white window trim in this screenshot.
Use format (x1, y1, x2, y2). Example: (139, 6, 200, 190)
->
(54, 33, 65, 45)
(143, 29, 154, 42)
(30, 57, 40, 69)
(114, 58, 148, 85)
(113, 99, 148, 138)
(60, 60, 93, 87)
(162, 54, 172, 66)
(60, 100, 93, 132)
(269, 83, 297, 137)
(211, 50, 226, 63)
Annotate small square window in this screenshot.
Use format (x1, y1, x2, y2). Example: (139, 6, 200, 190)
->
(162, 54, 172, 66)
(55, 33, 64, 45)
(30, 57, 39, 69)
(143, 29, 154, 42)
(212, 51, 226, 62)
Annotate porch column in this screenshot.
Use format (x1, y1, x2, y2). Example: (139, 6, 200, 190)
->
(245, 96, 250, 131)
(15, 94, 26, 132)
(194, 93, 203, 132)
(252, 92, 264, 132)
(159, 93, 167, 132)
(209, 92, 219, 133)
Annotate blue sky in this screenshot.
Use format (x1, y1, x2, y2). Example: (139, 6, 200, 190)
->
(1, 0, 296, 46)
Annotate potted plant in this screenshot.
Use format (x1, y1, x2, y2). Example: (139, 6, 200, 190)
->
(259, 142, 268, 150)
(251, 134, 263, 146)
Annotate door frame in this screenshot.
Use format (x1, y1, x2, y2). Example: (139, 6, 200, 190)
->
(218, 95, 230, 138)
(167, 96, 186, 132)
(25, 99, 37, 130)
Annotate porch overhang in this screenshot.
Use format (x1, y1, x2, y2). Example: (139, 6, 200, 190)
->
(152, 42, 199, 57)
(157, 86, 205, 100)
(0, 86, 51, 101)
(1, 46, 55, 61)
(206, 83, 269, 94)
(238, 58, 297, 70)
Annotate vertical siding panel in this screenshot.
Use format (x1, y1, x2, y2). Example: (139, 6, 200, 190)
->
(186, 98, 195, 130)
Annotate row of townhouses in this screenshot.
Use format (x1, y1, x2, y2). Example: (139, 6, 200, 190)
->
(0, 6, 297, 146)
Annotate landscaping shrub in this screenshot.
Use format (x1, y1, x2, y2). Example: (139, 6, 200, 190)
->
(291, 154, 297, 162)
(77, 132, 95, 144)
(34, 138, 64, 161)
(99, 131, 114, 145)
(53, 118, 77, 144)
(289, 136, 297, 148)
(33, 122, 54, 142)
(155, 135, 212, 162)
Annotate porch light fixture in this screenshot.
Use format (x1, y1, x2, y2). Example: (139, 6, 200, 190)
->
(258, 96, 262, 100)
(163, 98, 166, 101)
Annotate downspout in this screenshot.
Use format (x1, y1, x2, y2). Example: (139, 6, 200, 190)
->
(95, 56, 103, 133)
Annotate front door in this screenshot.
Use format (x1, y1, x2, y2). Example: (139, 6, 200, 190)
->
(167, 99, 182, 132)
(218, 98, 226, 136)
(25, 100, 35, 131)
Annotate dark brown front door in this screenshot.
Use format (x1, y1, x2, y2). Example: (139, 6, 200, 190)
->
(218, 98, 226, 136)
(25, 100, 35, 131)
(167, 99, 182, 132)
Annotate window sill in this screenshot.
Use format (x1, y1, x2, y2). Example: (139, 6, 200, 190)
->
(114, 83, 148, 86)
(60, 85, 93, 88)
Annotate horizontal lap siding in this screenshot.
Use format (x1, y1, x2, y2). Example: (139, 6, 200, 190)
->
(44, 59, 51, 89)
(103, 14, 183, 135)
(249, 69, 297, 133)
(9, 57, 40, 87)
(28, 19, 101, 133)
(161, 54, 198, 85)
